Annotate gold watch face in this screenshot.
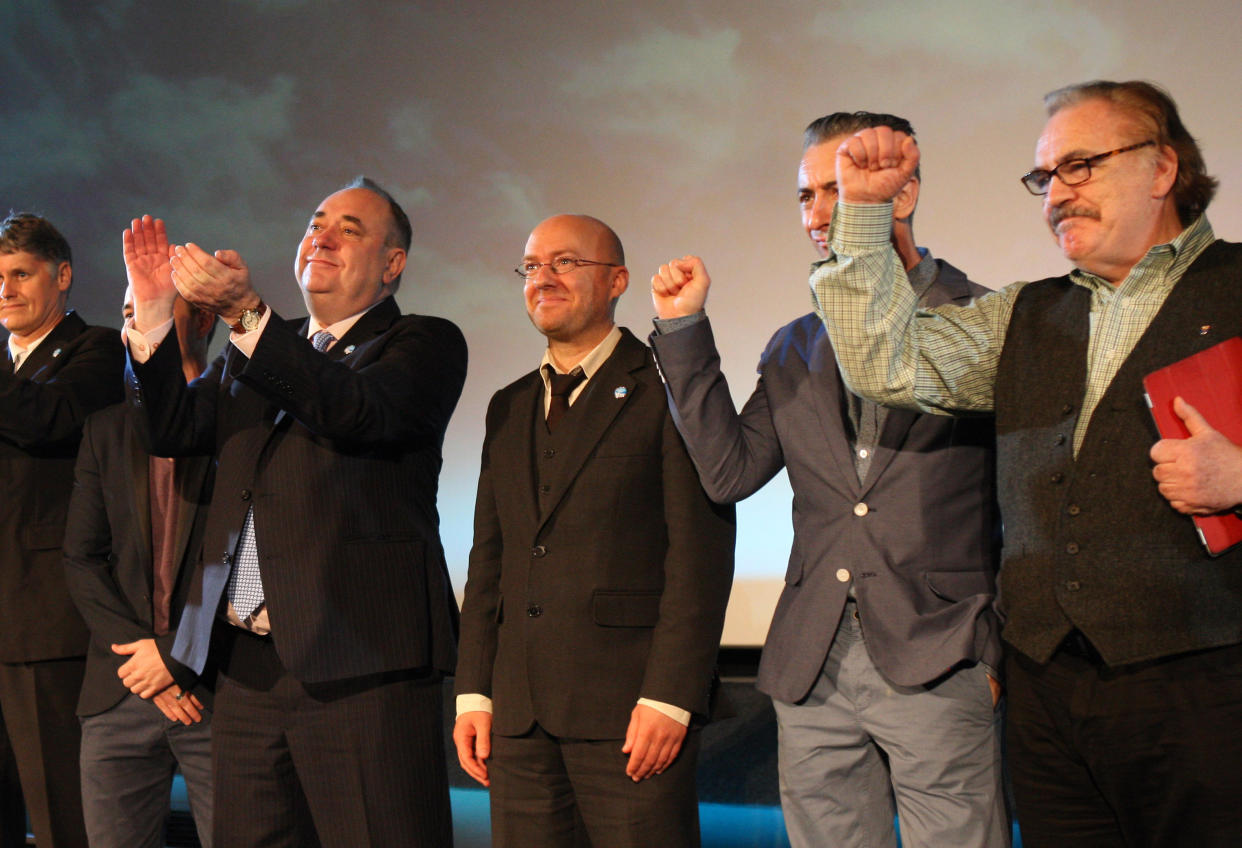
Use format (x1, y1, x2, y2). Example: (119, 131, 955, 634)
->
(239, 308, 262, 331)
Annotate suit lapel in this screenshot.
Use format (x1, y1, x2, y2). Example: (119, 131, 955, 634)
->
(806, 322, 863, 491)
(860, 407, 917, 495)
(13, 311, 82, 378)
(169, 454, 211, 586)
(535, 331, 643, 534)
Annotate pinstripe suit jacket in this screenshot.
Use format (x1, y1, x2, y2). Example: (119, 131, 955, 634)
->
(127, 296, 466, 683)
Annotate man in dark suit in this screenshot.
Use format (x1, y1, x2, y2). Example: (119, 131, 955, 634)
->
(649, 113, 1007, 847)
(0, 212, 124, 848)
(453, 214, 735, 848)
(63, 284, 216, 847)
(122, 177, 466, 847)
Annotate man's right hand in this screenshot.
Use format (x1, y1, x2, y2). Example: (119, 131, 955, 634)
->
(123, 216, 178, 332)
(651, 255, 711, 320)
(836, 127, 920, 204)
(452, 711, 493, 787)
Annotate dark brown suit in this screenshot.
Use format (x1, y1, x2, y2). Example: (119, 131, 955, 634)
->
(455, 329, 735, 846)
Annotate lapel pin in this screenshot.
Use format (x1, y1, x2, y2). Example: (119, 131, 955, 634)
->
(1199, 325, 1211, 335)
(614, 386, 628, 399)
(343, 344, 356, 354)
(52, 348, 62, 357)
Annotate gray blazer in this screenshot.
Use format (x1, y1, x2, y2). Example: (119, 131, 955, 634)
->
(650, 259, 1001, 703)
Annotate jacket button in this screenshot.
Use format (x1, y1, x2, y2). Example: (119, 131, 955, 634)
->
(1050, 472, 1064, 484)
(853, 502, 869, 517)
(1067, 504, 1080, 516)
(543, 448, 556, 458)
(835, 568, 850, 583)
(1062, 403, 1074, 415)
(532, 545, 547, 558)
(222, 552, 232, 564)
(539, 485, 551, 494)
(241, 489, 252, 501)
(1066, 542, 1080, 555)
(1065, 580, 1081, 591)
(527, 604, 543, 617)
(1054, 433, 1066, 446)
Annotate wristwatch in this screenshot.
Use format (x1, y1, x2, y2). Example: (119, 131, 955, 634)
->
(229, 300, 267, 334)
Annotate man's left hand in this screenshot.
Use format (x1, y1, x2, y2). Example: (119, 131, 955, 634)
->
(170, 242, 260, 324)
(621, 703, 687, 782)
(1150, 396, 1242, 514)
(113, 638, 175, 698)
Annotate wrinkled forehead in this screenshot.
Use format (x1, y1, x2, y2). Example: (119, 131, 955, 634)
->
(1035, 98, 1149, 167)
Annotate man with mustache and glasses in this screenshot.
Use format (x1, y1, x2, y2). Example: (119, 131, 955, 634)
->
(809, 80, 1242, 845)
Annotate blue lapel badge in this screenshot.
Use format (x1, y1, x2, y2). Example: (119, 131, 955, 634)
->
(614, 386, 627, 399)
(52, 348, 62, 357)
(343, 344, 356, 354)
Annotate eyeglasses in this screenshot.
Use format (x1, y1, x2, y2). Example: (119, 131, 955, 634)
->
(514, 257, 620, 279)
(1020, 140, 1156, 195)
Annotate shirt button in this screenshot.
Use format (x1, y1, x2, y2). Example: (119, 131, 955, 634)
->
(857, 448, 869, 459)
(835, 568, 851, 583)
(531, 545, 547, 558)
(853, 502, 869, 517)
(526, 604, 543, 618)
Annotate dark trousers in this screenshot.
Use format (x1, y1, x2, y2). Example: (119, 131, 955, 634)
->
(1006, 640, 1242, 847)
(489, 723, 701, 848)
(211, 626, 452, 848)
(0, 658, 88, 848)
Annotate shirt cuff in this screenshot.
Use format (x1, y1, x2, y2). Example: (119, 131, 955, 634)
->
(651, 311, 707, 335)
(229, 306, 273, 359)
(637, 697, 691, 727)
(124, 317, 174, 363)
(830, 200, 895, 252)
(456, 693, 493, 718)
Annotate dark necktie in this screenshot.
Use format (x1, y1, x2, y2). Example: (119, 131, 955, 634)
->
(546, 368, 585, 432)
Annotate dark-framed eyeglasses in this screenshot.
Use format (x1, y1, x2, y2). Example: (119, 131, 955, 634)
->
(1020, 140, 1156, 195)
(514, 257, 621, 279)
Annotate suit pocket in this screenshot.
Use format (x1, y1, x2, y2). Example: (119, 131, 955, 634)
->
(22, 523, 64, 551)
(592, 589, 662, 627)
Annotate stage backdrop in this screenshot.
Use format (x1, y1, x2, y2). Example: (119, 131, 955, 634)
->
(4, 0, 1240, 644)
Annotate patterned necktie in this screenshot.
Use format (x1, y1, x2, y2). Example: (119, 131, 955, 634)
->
(312, 329, 336, 352)
(226, 505, 264, 620)
(546, 368, 585, 432)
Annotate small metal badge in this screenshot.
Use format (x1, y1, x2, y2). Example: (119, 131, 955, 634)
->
(343, 345, 356, 354)
(52, 348, 62, 357)
(1199, 324, 1211, 335)
(614, 386, 627, 399)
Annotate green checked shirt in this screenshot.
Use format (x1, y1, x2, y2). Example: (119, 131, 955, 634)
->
(809, 202, 1215, 455)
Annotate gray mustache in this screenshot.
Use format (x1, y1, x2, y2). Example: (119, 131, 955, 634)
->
(1049, 206, 1101, 228)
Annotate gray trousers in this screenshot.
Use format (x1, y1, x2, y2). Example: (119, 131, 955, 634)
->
(772, 602, 1008, 848)
(79, 692, 212, 848)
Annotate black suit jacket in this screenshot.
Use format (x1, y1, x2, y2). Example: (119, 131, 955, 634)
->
(126, 297, 467, 683)
(454, 329, 735, 740)
(0, 310, 124, 663)
(63, 403, 214, 716)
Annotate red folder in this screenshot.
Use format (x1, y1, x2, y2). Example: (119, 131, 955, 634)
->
(1143, 336, 1242, 556)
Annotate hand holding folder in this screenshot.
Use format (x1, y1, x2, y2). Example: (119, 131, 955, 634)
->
(1145, 337, 1242, 555)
